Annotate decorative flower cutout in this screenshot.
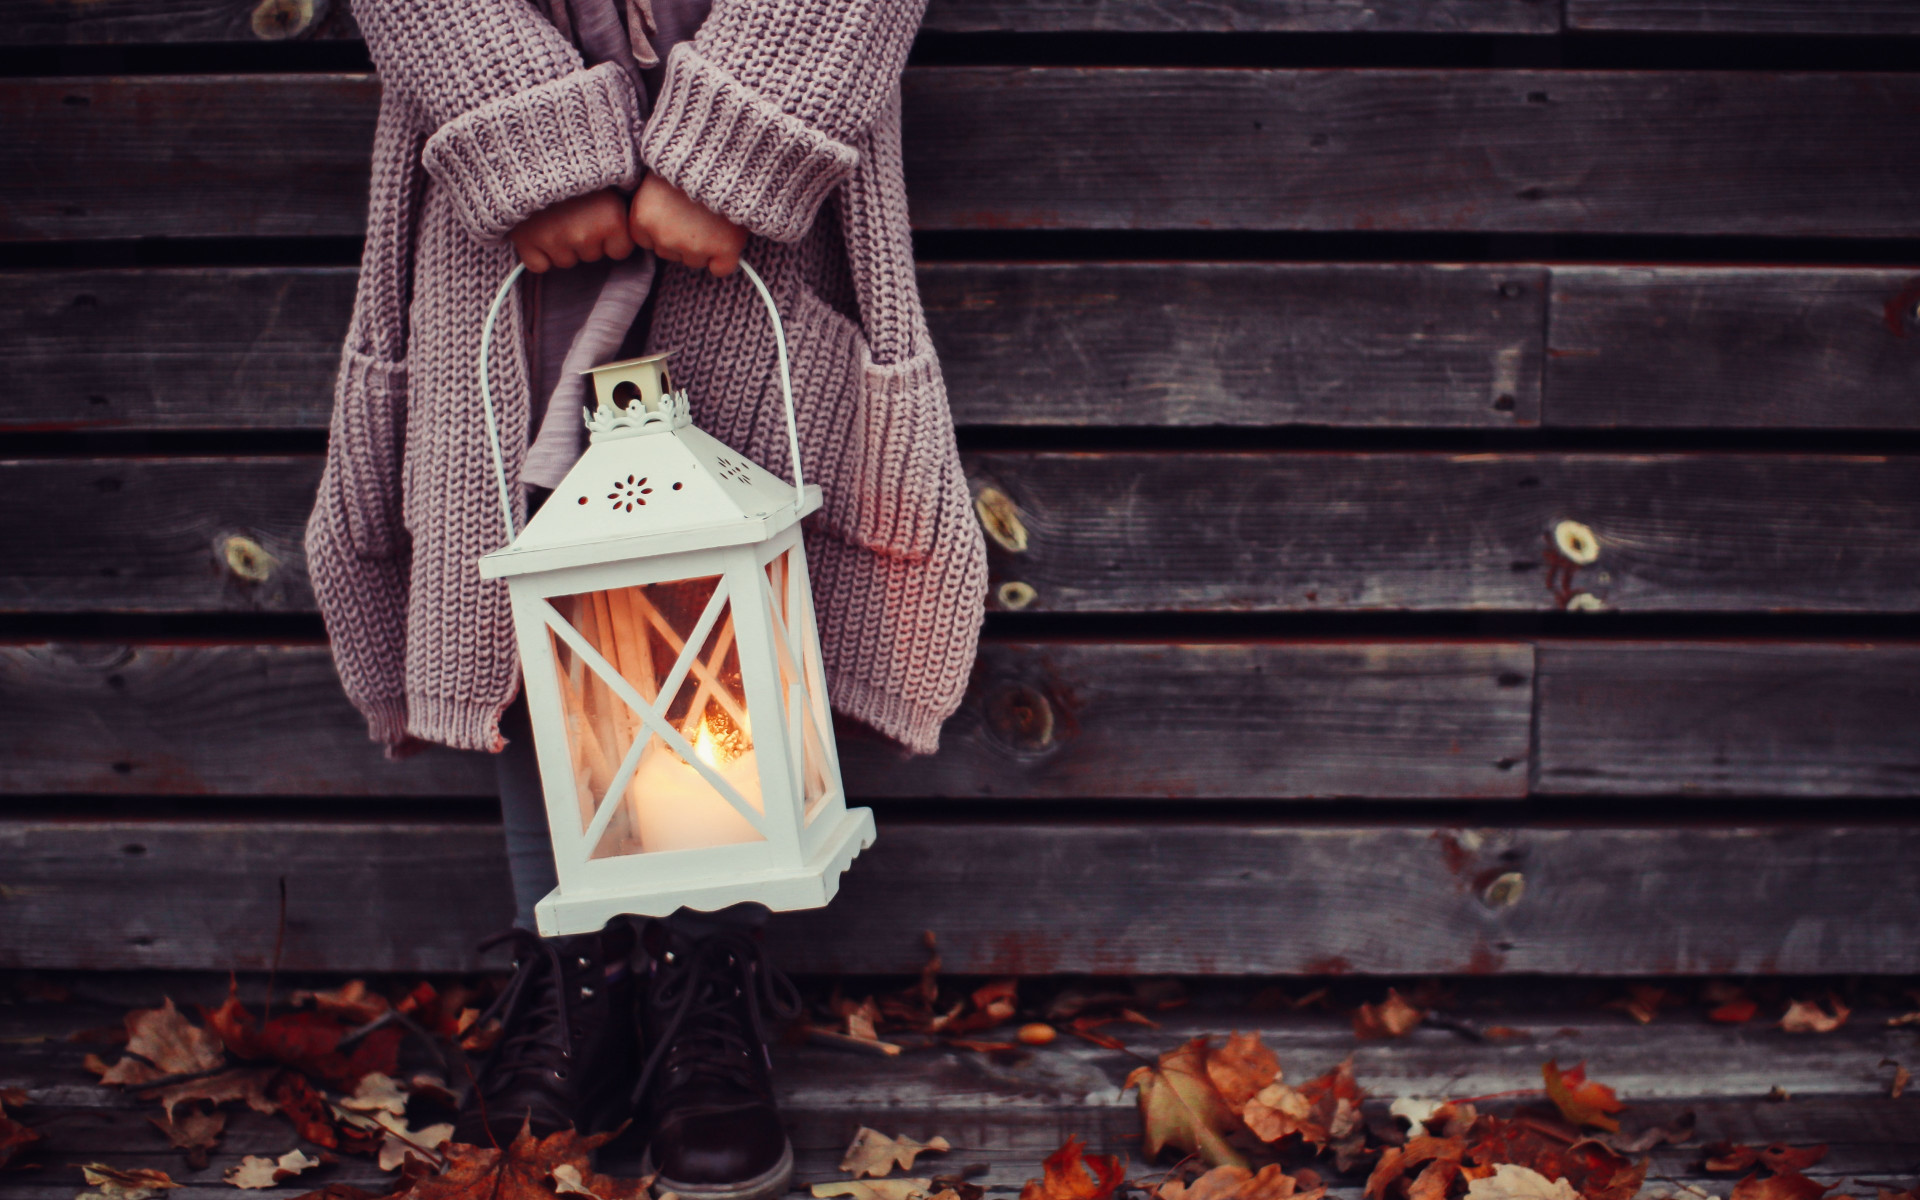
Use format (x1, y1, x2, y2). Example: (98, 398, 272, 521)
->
(608, 474, 653, 511)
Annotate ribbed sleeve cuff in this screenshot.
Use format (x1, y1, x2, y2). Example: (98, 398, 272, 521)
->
(422, 62, 643, 243)
(640, 45, 859, 243)
(408, 692, 511, 754)
(830, 674, 952, 757)
(360, 694, 409, 752)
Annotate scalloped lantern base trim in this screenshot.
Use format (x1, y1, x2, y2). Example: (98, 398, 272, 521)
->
(531, 806, 876, 935)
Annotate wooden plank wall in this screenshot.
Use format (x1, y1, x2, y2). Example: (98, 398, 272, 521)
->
(2, 1, 1918, 975)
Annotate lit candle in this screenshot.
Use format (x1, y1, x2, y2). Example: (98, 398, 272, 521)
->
(630, 714, 763, 851)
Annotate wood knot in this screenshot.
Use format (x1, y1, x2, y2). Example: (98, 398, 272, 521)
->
(251, 0, 315, 40)
(995, 581, 1036, 610)
(1481, 871, 1526, 909)
(222, 535, 278, 583)
(973, 486, 1028, 553)
(984, 684, 1054, 751)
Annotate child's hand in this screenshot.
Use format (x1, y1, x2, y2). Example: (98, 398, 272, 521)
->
(630, 174, 748, 277)
(509, 190, 636, 273)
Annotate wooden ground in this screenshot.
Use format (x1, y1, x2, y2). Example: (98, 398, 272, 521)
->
(3, 974, 1917, 1199)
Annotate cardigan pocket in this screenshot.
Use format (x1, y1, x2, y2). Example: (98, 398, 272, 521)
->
(331, 346, 410, 561)
(784, 281, 950, 562)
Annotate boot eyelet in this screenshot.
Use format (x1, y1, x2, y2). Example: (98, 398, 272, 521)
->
(554, 1068, 568, 1081)
(577, 957, 591, 968)
(580, 986, 595, 998)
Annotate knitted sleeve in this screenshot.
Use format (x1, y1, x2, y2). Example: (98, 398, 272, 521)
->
(639, 0, 931, 243)
(353, 0, 644, 241)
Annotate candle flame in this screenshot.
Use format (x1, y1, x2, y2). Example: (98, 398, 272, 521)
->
(691, 709, 751, 768)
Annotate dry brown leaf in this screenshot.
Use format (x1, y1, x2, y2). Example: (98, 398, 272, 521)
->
(149, 1107, 225, 1169)
(1017, 1137, 1124, 1200)
(227, 1149, 326, 1189)
(1160, 1164, 1321, 1200)
(1543, 1061, 1625, 1132)
(1126, 1037, 1247, 1168)
(78, 1163, 183, 1200)
(379, 1121, 453, 1172)
(1244, 1081, 1317, 1145)
(290, 981, 389, 1025)
(1893, 1065, 1912, 1100)
(548, 1162, 652, 1200)
(1730, 1173, 1834, 1200)
(1780, 998, 1850, 1034)
(1205, 1032, 1280, 1114)
(0, 1112, 40, 1170)
(1463, 1164, 1579, 1200)
(97, 999, 227, 1087)
(144, 1067, 279, 1121)
(397, 1122, 630, 1200)
(1365, 1136, 1465, 1200)
(814, 1180, 936, 1200)
(340, 1073, 409, 1117)
(1887, 1012, 1920, 1028)
(840, 1129, 953, 1179)
(1354, 990, 1426, 1040)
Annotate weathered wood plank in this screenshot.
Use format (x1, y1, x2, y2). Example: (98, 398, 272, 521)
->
(0, 264, 1548, 432)
(1535, 642, 1920, 798)
(900, 69, 1920, 237)
(0, 643, 492, 797)
(1545, 267, 1920, 430)
(6, 982, 1919, 1200)
(0, 268, 356, 431)
(11, 454, 1920, 615)
(1566, 1, 1920, 34)
(966, 453, 1920, 614)
(8, 819, 1920, 974)
(923, 0, 1559, 33)
(932, 263, 1546, 427)
(0, 458, 318, 613)
(12, 72, 1920, 241)
(0, 76, 378, 242)
(0, 641, 1534, 799)
(0, 0, 1559, 44)
(0, 0, 356, 44)
(23, 264, 1920, 433)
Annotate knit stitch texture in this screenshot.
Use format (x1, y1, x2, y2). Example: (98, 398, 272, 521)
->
(307, 0, 986, 757)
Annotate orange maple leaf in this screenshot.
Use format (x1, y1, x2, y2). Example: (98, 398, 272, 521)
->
(1365, 1137, 1466, 1200)
(207, 982, 401, 1091)
(1018, 1137, 1125, 1200)
(1542, 1061, 1625, 1132)
(1160, 1164, 1324, 1200)
(1205, 1033, 1280, 1114)
(398, 1122, 641, 1200)
(1353, 991, 1425, 1040)
(1731, 1173, 1835, 1200)
(1127, 1038, 1247, 1168)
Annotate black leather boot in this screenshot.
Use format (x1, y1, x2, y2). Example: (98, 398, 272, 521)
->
(453, 924, 639, 1147)
(626, 922, 800, 1200)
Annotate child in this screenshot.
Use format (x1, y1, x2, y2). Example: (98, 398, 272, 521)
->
(303, 0, 988, 1192)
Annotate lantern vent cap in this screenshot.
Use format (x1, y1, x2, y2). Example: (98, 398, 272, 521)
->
(478, 422, 814, 579)
(584, 388, 692, 440)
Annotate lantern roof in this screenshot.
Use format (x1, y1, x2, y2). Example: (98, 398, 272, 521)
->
(478, 390, 818, 580)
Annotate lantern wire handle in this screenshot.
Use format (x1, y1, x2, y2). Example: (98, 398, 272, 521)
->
(479, 260, 527, 543)
(476, 255, 802, 548)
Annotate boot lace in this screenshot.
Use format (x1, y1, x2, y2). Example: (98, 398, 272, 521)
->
(471, 928, 575, 1083)
(632, 930, 800, 1107)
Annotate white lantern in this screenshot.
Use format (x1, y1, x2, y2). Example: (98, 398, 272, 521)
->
(473, 262, 872, 937)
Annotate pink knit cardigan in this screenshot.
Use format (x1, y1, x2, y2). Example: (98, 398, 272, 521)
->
(305, 0, 986, 757)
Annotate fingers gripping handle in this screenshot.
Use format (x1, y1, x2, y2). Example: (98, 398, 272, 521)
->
(478, 258, 802, 546)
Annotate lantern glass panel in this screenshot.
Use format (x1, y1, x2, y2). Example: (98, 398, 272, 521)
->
(545, 575, 767, 859)
(765, 549, 832, 822)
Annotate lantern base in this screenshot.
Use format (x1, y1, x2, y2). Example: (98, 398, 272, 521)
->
(531, 807, 876, 937)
